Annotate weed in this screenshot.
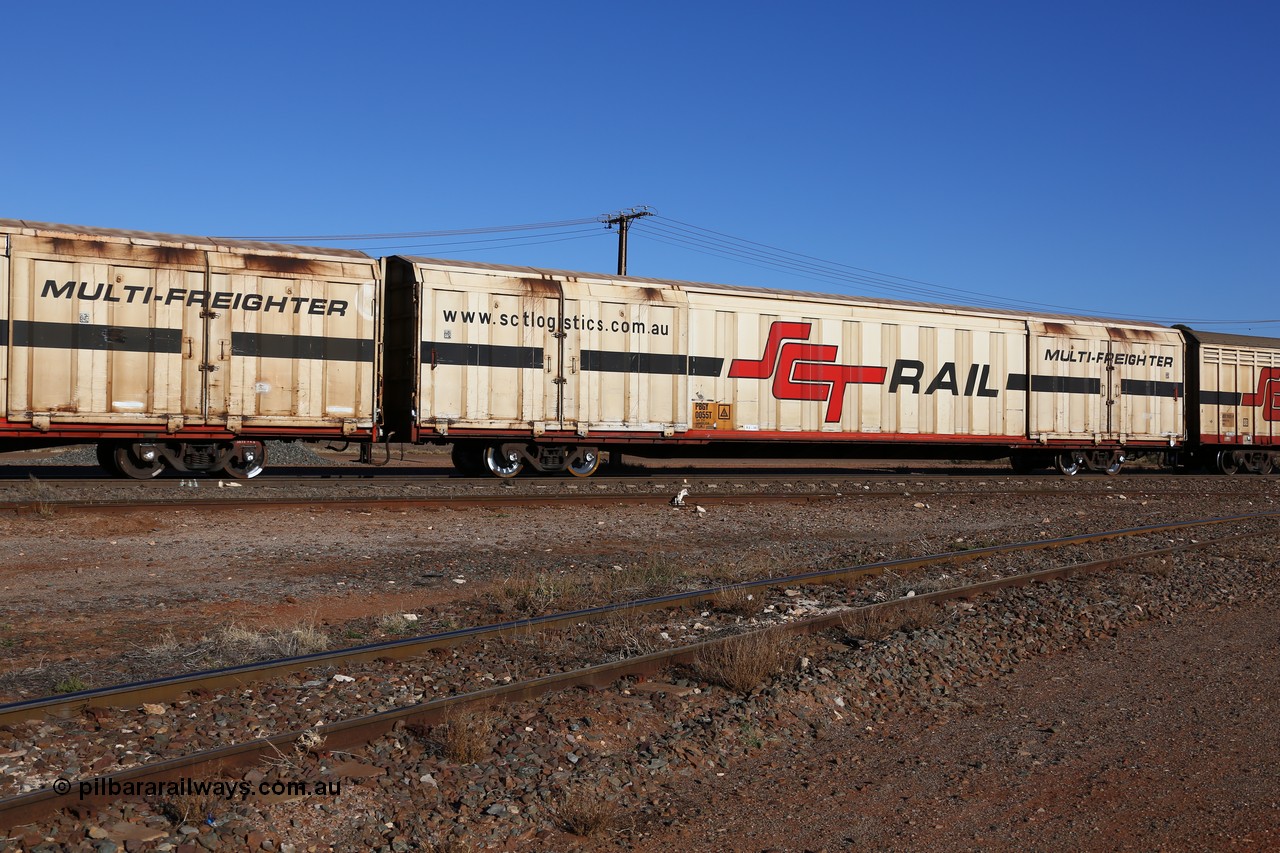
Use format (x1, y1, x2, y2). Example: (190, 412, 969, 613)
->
(211, 621, 329, 661)
(894, 599, 938, 633)
(604, 554, 687, 598)
(709, 584, 758, 617)
(594, 607, 662, 660)
(737, 717, 764, 749)
(156, 789, 221, 825)
(501, 570, 573, 615)
(840, 598, 938, 641)
(840, 607, 898, 643)
(26, 474, 56, 518)
(553, 786, 625, 837)
(692, 630, 798, 694)
(433, 708, 497, 764)
(53, 675, 89, 694)
(377, 614, 415, 636)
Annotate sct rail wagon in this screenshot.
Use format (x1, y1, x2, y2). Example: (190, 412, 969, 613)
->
(1, 220, 1276, 478)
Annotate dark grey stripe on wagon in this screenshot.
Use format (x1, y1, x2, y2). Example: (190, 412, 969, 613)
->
(12, 320, 182, 353)
(421, 341, 545, 369)
(580, 350, 725, 376)
(1120, 379, 1184, 398)
(1200, 390, 1244, 406)
(0, 322, 7, 346)
(234, 332, 374, 362)
(1005, 374, 1102, 394)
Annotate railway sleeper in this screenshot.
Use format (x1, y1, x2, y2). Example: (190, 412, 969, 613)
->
(98, 439, 267, 480)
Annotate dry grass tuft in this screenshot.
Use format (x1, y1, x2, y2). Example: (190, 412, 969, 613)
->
(595, 607, 663, 659)
(211, 621, 329, 661)
(841, 599, 939, 642)
(553, 786, 625, 837)
(692, 630, 798, 694)
(376, 613, 417, 636)
(155, 788, 222, 825)
(840, 606, 899, 642)
(709, 584, 758, 617)
(894, 599, 938, 633)
(435, 708, 498, 764)
(26, 474, 57, 518)
(602, 555, 687, 599)
(501, 570, 575, 615)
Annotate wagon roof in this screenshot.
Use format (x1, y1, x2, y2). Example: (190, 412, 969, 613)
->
(0, 219, 373, 262)
(1177, 327, 1280, 350)
(395, 255, 1174, 330)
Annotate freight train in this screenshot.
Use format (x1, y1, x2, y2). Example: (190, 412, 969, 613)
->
(0, 219, 1275, 478)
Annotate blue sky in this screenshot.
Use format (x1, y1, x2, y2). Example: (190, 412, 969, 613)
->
(2, 2, 1275, 333)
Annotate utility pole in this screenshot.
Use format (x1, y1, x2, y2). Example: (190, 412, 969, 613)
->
(600, 206, 653, 275)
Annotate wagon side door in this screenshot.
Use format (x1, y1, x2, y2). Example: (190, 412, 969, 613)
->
(1025, 322, 1109, 441)
(563, 282, 686, 434)
(1111, 329, 1184, 442)
(418, 269, 556, 433)
(6, 238, 205, 429)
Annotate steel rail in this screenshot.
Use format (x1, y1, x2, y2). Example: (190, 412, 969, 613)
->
(1, 481, 1274, 514)
(0, 522, 1260, 831)
(3, 511, 1273, 731)
(0, 491, 848, 514)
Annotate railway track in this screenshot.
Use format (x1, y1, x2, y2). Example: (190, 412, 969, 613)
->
(1, 469, 1275, 514)
(1, 510, 1274, 830)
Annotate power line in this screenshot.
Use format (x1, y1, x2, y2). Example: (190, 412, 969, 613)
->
(223, 210, 1273, 329)
(354, 226, 603, 253)
(637, 218, 1086, 314)
(366, 231, 608, 257)
(224, 217, 600, 242)
(638, 217, 1276, 327)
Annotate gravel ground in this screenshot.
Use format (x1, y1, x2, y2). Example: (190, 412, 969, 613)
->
(0, 460, 1277, 851)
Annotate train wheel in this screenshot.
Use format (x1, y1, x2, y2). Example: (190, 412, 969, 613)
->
(483, 444, 525, 479)
(96, 443, 123, 477)
(1247, 454, 1273, 476)
(1101, 451, 1125, 476)
(114, 444, 164, 479)
(1055, 451, 1086, 476)
(220, 441, 267, 479)
(566, 447, 601, 478)
(1216, 450, 1241, 475)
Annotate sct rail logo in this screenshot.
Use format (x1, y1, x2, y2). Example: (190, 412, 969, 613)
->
(727, 322, 887, 422)
(1241, 367, 1280, 421)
